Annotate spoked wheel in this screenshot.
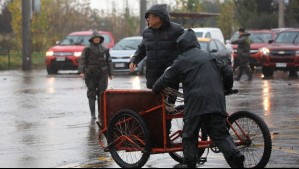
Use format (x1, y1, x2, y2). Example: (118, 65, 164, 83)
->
(107, 109, 151, 168)
(168, 105, 208, 164)
(227, 111, 272, 168)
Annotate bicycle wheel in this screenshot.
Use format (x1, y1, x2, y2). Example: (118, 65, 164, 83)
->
(227, 111, 272, 168)
(168, 105, 207, 164)
(107, 109, 151, 168)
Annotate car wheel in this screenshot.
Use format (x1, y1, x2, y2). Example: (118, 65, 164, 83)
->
(47, 66, 58, 75)
(262, 67, 273, 78)
(289, 69, 298, 78)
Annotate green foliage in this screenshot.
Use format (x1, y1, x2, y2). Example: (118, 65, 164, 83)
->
(217, 0, 236, 39)
(286, 0, 299, 27)
(7, 0, 140, 51)
(175, 0, 203, 12)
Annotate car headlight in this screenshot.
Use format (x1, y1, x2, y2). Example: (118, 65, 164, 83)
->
(259, 48, 270, 56)
(46, 51, 54, 57)
(74, 52, 82, 57)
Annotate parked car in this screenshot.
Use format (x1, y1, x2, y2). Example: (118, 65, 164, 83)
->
(45, 31, 115, 74)
(192, 27, 225, 44)
(110, 36, 145, 74)
(198, 38, 232, 65)
(260, 28, 299, 78)
(229, 29, 277, 70)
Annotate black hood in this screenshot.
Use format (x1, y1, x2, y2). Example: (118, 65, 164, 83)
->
(89, 31, 104, 44)
(176, 29, 199, 53)
(145, 4, 170, 27)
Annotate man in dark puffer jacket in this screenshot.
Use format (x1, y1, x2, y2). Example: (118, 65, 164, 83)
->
(129, 4, 184, 89)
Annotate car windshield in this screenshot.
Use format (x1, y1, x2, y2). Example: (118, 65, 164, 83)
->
(113, 38, 142, 50)
(198, 42, 208, 51)
(250, 33, 272, 43)
(275, 32, 299, 44)
(195, 32, 204, 38)
(60, 34, 111, 46)
(230, 32, 272, 43)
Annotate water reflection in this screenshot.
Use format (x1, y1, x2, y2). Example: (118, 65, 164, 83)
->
(131, 76, 141, 89)
(46, 77, 56, 94)
(262, 80, 272, 116)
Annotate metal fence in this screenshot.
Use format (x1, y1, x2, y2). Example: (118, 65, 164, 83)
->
(0, 48, 12, 69)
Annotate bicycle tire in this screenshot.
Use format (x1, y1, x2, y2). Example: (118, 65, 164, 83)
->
(227, 111, 272, 168)
(168, 105, 208, 164)
(107, 109, 151, 168)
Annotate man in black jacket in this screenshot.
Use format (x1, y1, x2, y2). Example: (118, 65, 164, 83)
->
(129, 4, 184, 89)
(153, 29, 244, 168)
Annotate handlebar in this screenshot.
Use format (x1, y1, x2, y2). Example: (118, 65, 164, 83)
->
(163, 88, 239, 98)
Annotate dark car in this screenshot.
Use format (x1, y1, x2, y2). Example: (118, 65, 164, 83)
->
(198, 38, 232, 65)
(260, 28, 299, 78)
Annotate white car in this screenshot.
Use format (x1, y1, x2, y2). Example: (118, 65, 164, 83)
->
(191, 27, 225, 44)
(110, 36, 143, 73)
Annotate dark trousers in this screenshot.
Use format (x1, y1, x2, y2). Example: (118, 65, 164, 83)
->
(236, 56, 252, 80)
(85, 73, 108, 118)
(183, 114, 241, 167)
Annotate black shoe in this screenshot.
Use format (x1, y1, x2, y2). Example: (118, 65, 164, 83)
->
(230, 154, 245, 168)
(234, 78, 240, 81)
(187, 163, 197, 168)
(174, 164, 188, 168)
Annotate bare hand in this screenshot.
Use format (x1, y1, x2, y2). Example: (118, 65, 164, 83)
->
(80, 73, 85, 80)
(129, 63, 136, 72)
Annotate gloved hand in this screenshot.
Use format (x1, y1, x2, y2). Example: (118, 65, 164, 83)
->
(224, 89, 239, 95)
(152, 87, 161, 95)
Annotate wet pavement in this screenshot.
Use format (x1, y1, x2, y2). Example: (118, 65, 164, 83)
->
(0, 69, 298, 168)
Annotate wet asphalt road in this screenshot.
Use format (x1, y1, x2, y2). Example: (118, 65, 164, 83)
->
(0, 69, 298, 168)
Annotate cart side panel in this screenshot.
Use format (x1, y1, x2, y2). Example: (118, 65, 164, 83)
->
(142, 109, 164, 148)
(99, 90, 165, 148)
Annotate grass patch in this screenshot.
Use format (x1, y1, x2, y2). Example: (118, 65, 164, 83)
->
(0, 50, 46, 70)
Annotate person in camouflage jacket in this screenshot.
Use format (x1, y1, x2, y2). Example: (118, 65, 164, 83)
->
(231, 28, 253, 81)
(78, 31, 114, 119)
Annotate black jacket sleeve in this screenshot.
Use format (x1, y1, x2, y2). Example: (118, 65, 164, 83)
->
(152, 59, 182, 94)
(129, 39, 146, 65)
(105, 49, 114, 76)
(211, 54, 233, 91)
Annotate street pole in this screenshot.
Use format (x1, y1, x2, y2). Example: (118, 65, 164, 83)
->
(22, 0, 32, 71)
(140, 0, 147, 35)
(278, 0, 285, 28)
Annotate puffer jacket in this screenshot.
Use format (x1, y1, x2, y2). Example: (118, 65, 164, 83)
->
(129, 4, 184, 89)
(78, 31, 113, 76)
(153, 29, 234, 119)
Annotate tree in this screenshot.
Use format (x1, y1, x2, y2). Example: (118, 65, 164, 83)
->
(0, 6, 12, 34)
(286, 0, 299, 27)
(233, 0, 279, 29)
(175, 0, 203, 12)
(217, 0, 236, 39)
